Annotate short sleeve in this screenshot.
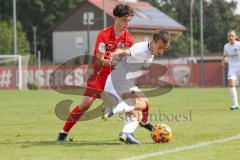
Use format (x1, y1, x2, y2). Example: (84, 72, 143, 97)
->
(223, 45, 228, 56)
(128, 43, 138, 57)
(94, 33, 106, 56)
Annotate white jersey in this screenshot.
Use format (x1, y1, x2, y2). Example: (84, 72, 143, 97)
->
(224, 41, 240, 69)
(105, 42, 154, 99)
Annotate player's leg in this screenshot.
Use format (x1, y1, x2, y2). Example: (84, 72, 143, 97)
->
(102, 77, 136, 119)
(102, 92, 144, 119)
(57, 96, 96, 142)
(119, 110, 142, 144)
(132, 91, 151, 124)
(228, 69, 239, 110)
(119, 100, 154, 144)
(139, 100, 154, 131)
(120, 91, 154, 134)
(103, 89, 150, 117)
(120, 93, 154, 134)
(62, 96, 95, 132)
(128, 87, 153, 130)
(57, 73, 105, 142)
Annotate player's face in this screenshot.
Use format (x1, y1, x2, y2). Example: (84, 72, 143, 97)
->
(228, 32, 236, 44)
(115, 15, 132, 30)
(150, 40, 169, 56)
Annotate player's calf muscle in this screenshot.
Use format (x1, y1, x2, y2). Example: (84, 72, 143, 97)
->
(78, 97, 95, 112)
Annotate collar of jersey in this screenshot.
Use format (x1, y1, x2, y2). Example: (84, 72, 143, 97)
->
(148, 42, 155, 55)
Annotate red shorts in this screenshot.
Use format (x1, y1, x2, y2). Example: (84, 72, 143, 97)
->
(83, 73, 108, 99)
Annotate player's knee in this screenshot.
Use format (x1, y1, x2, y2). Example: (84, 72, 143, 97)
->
(229, 84, 236, 87)
(135, 99, 146, 110)
(228, 79, 237, 87)
(130, 110, 142, 121)
(78, 103, 91, 112)
(82, 105, 91, 112)
(78, 97, 94, 111)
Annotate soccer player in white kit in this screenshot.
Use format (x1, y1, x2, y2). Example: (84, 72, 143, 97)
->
(222, 30, 240, 110)
(103, 30, 170, 144)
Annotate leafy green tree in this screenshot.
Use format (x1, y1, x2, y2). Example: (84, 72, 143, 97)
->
(142, 0, 239, 56)
(0, 20, 30, 55)
(1, 0, 239, 58)
(199, 0, 237, 52)
(0, 0, 81, 59)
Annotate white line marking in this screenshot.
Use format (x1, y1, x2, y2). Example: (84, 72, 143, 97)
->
(122, 134, 240, 160)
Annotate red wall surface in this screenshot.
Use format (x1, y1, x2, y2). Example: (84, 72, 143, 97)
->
(0, 62, 224, 90)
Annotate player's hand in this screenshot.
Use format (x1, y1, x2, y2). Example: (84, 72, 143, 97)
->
(109, 51, 120, 66)
(112, 49, 122, 61)
(221, 61, 227, 67)
(112, 53, 120, 62)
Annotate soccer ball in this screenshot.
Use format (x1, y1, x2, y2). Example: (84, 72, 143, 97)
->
(151, 124, 173, 143)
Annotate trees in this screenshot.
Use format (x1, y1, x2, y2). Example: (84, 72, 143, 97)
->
(0, 0, 239, 58)
(200, 0, 238, 53)
(0, 0, 81, 58)
(142, 0, 240, 56)
(0, 20, 30, 55)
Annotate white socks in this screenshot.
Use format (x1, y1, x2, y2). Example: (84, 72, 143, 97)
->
(61, 129, 68, 134)
(230, 87, 238, 105)
(122, 115, 138, 134)
(112, 99, 135, 114)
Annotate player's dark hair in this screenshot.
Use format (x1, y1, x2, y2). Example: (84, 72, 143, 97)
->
(113, 4, 134, 17)
(153, 30, 170, 44)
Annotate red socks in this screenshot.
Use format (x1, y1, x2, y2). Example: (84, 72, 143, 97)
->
(63, 106, 83, 133)
(63, 102, 150, 133)
(141, 102, 150, 124)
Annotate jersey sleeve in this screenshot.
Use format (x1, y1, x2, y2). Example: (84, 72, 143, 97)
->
(223, 45, 228, 56)
(128, 43, 137, 57)
(94, 32, 106, 56)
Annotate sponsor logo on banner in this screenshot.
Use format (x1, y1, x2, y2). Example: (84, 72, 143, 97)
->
(173, 65, 191, 86)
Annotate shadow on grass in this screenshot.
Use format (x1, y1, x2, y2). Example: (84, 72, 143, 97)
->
(1, 140, 154, 147)
(12, 139, 121, 148)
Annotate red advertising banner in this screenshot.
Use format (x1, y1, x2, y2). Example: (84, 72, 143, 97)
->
(0, 62, 223, 90)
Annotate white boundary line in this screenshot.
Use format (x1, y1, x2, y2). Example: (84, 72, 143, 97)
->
(122, 134, 240, 160)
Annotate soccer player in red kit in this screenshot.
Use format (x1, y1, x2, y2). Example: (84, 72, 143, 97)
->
(57, 4, 152, 142)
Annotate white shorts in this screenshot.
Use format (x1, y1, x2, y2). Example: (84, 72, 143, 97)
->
(104, 75, 141, 105)
(228, 68, 240, 80)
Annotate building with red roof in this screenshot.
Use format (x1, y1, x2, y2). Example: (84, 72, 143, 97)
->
(52, 0, 186, 63)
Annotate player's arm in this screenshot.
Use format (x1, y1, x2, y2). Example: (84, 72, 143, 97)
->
(222, 48, 228, 67)
(96, 53, 113, 66)
(112, 48, 131, 61)
(222, 54, 228, 66)
(94, 33, 113, 66)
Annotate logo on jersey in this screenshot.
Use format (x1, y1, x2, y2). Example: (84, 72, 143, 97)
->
(105, 40, 133, 52)
(233, 48, 239, 56)
(118, 40, 133, 49)
(106, 42, 117, 51)
(98, 43, 106, 53)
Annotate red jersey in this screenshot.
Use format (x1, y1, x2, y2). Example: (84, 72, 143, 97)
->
(93, 26, 134, 77)
(84, 26, 134, 98)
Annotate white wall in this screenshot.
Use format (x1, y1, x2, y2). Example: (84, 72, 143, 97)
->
(53, 31, 99, 63)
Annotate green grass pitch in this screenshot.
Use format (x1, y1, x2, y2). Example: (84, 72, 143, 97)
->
(0, 88, 240, 160)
